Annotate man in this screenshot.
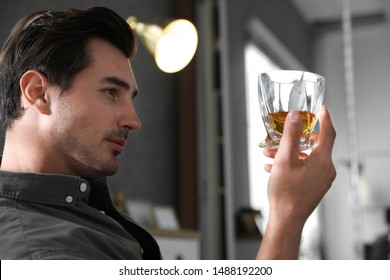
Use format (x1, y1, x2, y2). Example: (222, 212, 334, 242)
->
(0, 7, 336, 260)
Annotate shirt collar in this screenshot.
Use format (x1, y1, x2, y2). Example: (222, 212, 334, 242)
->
(0, 170, 92, 207)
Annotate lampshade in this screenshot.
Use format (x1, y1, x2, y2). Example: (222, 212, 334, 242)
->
(127, 16, 198, 73)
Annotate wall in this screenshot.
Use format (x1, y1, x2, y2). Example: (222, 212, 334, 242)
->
(313, 19, 390, 259)
(0, 0, 178, 206)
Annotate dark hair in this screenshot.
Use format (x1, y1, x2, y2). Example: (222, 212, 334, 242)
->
(0, 7, 137, 129)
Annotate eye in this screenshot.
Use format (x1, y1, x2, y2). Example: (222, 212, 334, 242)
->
(104, 88, 117, 97)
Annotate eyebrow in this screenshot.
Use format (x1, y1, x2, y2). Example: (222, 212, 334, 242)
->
(102, 76, 130, 90)
(101, 76, 138, 98)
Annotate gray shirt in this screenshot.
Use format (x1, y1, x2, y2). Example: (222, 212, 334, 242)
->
(0, 171, 161, 259)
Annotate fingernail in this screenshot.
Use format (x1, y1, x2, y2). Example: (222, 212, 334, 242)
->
(288, 111, 300, 123)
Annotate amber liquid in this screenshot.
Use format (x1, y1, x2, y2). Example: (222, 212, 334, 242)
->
(268, 111, 317, 138)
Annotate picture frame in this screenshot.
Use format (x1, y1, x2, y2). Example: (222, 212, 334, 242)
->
(153, 204, 180, 230)
(126, 199, 156, 228)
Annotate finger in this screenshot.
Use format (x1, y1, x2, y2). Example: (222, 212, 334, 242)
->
(311, 132, 319, 143)
(263, 147, 277, 159)
(264, 164, 272, 173)
(315, 105, 336, 156)
(276, 110, 302, 162)
(298, 152, 310, 160)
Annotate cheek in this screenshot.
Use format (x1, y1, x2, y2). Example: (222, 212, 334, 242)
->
(69, 114, 100, 139)
(53, 102, 90, 136)
(54, 97, 113, 140)
(73, 111, 114, 144)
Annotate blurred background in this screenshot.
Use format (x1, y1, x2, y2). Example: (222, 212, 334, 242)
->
(1, 0, 390, 260)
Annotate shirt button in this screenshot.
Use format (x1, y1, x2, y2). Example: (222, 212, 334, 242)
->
(66, 195, 73, 203)
(80, 182, 88, 192)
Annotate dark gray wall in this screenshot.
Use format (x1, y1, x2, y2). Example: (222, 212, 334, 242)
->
(0, 0, 179, 206)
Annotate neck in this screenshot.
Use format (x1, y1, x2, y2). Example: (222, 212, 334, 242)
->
(1, 131, 44, 173)
(0, 118, 67, 175)
(1, 127, 83, 177)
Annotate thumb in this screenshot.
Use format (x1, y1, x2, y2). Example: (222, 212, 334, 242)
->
(276, 111, 302, 161)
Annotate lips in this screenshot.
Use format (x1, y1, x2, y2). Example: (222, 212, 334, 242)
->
(107, 138, 126, 152)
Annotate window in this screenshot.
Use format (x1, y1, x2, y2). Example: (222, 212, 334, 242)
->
(244, 42, 280, 233)
(244, 42, 321, 259)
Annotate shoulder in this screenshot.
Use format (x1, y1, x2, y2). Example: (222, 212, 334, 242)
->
(0, 198, 32, 259)
(0, 198, 144, 259)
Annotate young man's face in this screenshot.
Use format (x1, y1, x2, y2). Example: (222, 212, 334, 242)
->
(48, 38, 141, 179)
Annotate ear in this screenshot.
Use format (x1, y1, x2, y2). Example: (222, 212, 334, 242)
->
(20, 70, 52, 115)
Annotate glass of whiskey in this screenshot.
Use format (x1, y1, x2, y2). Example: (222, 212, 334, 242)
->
(258, 70, 325, 151)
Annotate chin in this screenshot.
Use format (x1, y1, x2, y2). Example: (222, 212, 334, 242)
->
(100, 163, 120, 177)
(104, 167, 120, 177)
(86, 161, 120, 179)
(84, 168, 118, 179)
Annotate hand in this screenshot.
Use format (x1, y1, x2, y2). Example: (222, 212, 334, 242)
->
(257, 105, 336, 259)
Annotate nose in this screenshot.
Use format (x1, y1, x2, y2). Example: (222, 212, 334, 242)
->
(119, 100, 141, 131)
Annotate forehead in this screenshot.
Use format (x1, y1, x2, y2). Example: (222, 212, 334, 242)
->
(84, 38, 137, 88)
